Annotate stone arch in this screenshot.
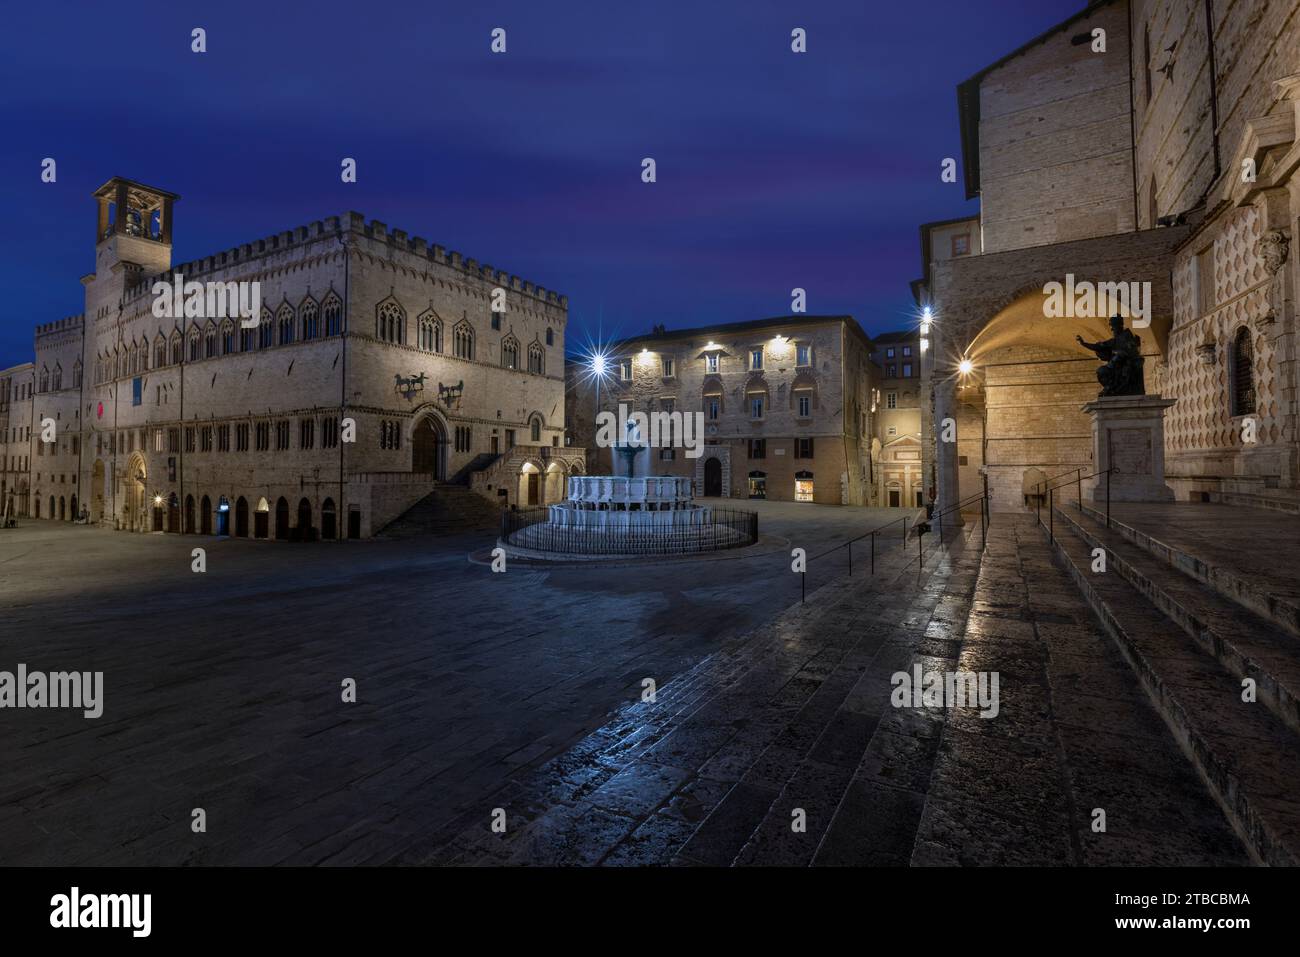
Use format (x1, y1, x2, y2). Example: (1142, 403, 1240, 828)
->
(409, 404, 450, 480)
(543, 460, 567, 504)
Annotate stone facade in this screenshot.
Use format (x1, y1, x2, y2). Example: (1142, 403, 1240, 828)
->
(566, 316, 876, 505)
(0, 363, 34, 519)
(4, 177, 583, 538)
(871, 330, 925, 507)
(919, 0, 1300, 514)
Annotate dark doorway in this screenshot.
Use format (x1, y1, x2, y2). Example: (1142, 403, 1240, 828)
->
(216, 497, 230, 536)
(235, 496, 248, 537)
(347, 506, 361, 539)
(70, 494, 78, 520)
(889, 489, 900, 507)
(297, 498, 313, 541)
(201, 495, 212, 534)
(321, 498, 336, 540)
(703, 457, 722, 497)
(59, 496, 66, 521)
(167, 493, 179, 532)
(275, 497, 289, 540)
(152, 501, 164, 531)
(915, 490, 924, 507)
(527, 472, 539, 506)
(255, 500, 269, 539)
(412, 416, 447, 479)
(184, 494, 195, 533)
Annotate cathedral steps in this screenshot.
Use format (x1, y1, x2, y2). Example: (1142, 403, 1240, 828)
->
(376, 484, 502, 538)
(1208, 488, 1300, 517)
(1047, 504, 1300, 866)
(1075, 502, 1300, 639)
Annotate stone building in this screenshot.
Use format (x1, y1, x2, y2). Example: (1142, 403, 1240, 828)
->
(870, 330, 925, 507)
(567, 316, 877, 505)
(1, 363, 34, 519)
(916, 0, 1300, 514)
(3, 176, 583, 537)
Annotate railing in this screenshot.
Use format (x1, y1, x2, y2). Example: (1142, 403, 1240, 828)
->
(796, 492, 989, 603)
(1034, 466, 1120, 542)
(500, 505, 758, 556)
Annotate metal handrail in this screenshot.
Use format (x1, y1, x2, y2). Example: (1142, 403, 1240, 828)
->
(1032, 466, 1083, 496)
(1038, 466, 1121, 541)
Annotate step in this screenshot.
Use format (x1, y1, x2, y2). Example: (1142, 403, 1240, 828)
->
(1078, 502, 1300, 639)
(1209, 489, 1300, 515)
(1054, 505, 1300, 736)
(1046, 516, 1300, 866)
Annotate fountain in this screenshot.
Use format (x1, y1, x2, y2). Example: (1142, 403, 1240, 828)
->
(500, 416, 755, 557)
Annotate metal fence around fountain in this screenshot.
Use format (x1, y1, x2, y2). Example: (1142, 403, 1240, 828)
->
(500, 505, 759, 556)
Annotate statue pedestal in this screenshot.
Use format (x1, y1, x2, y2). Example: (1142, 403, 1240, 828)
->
(1082, 394, 1177, 503)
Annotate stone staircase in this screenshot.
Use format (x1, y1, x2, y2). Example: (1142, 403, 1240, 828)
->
(377, 483, 504, 538)
(1046, 501, 1300, 865)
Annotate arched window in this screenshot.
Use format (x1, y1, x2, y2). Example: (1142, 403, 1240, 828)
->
(240, 320, 255, 352)
(154, 337, 167, 368)
(278, 304, 295, 345)
(300, 297, 319, 340)
(454, 321, 474, 360)
(188, 329, 201, 361)
(418, 311, 441, 352)
(528, 343, 544, 375)
(1231, 326, 1256, 417)
(204, 324, 217, 359)
(502, 335, 519, 370)
(72, 359, 82, 388)
(530, 416, 542, 443)
(258, 308, 274, 349)
(170, 332, 183, 364)
(322, 293, 342, 336)
(39, 366, 49, 392)
(52, 364, 62, 391)
(128, 344, 138, 375)
(221, 319, 236, 355)
(377, 300, 404, 344)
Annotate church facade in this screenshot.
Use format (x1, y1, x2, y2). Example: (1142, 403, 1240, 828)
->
(915, 0, 1300, 514)
(1, 178, 583, 537)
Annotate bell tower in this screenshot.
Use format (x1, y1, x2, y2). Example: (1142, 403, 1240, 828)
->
(92, 177, 178, 278)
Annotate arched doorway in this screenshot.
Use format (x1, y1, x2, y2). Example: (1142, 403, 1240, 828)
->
(201, 495, 212, 534)
(275, 497, 289, 540)
(152, 494, 164, 531)
(59, 496, 66, 521)
(167, 493, 179, 532)
(36, 495, 41, 518)
(91, 460, 105, 521)
(544, 463, 565, 504)
(70, 494, 78, 521)
(254, 497, 269, 539)
(297, 498, 313, 541)
(185, 494, 195, 533)
(321, 498, 337, 540)
(518, 462, 541, 506)
(216, 496, 230, 536)
(126, 453, 147, 532)
(412, 413, 449, 480)
(235, 496, 249, 537)
(703, 457, 722, 497)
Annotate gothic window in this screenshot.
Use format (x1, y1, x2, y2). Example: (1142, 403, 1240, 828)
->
(300, 297, 319, 340)
(1231, 327, 1256, 417)
(221, 319, 236, 355)
(128, 345, 138, 376)
(454, 321, 474, 360)
(377, 300, 405, 344)
(170, 332, 183, 364)
(278, 304, 295, 345)
(240, 322, 255, 352)
(154, 336, 167, 367)
(72, 359, 82, 388)
(322, 293, 342, 337)
(530, 416, 542, 443)
(528, 343, 544, 375)
(502, 335, 519, 370)
(204, 324, 217, 359)
(52, 364, 62, 391)
(39, 366, 49, 392)
(259, 308, 274, 349)
(418, 311, 441, 352)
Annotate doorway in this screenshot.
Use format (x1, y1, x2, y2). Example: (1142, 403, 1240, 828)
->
(235, 496, 249, 537)
(412, 415, 448, 479)
(748, 471, 767, 499)
(703, 457, 722, 497)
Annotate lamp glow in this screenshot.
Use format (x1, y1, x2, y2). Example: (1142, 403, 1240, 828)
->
(958, 359, 974, 375)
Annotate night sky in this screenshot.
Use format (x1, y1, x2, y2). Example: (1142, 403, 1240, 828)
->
(0, 0, 1081, 368)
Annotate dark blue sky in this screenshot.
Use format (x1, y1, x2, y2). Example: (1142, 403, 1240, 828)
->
(0, 0, 1081, 367)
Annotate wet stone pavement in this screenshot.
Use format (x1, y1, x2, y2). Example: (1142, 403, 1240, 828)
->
(423, 515, 1249, 866)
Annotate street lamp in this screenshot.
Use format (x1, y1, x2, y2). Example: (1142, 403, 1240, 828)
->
(958, 358, 974, 376)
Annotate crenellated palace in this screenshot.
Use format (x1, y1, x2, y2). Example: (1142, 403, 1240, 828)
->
(0, 177, 585, 538)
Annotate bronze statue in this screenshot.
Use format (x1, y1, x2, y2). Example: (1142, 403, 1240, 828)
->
(1076, 315, 1145, 396)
